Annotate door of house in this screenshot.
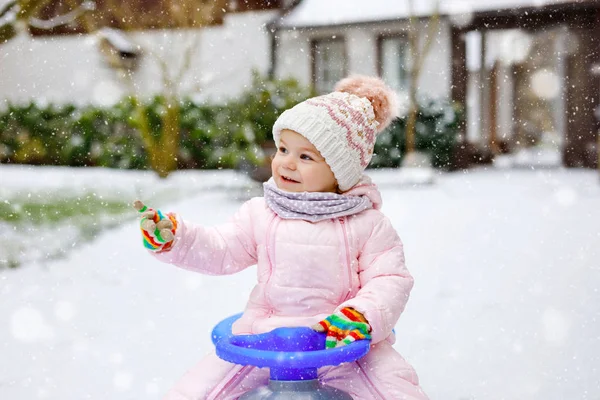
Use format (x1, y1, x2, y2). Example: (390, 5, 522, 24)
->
(510, 27, 568, 168)
(465, 27, 570, 168)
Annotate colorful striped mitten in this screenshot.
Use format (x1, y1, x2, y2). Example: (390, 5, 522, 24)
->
(312, 307, 372, 349)
(133, 200, 177, 252)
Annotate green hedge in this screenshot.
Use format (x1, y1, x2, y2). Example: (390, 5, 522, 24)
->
(0, 100, 148, 169)
(0, 74, 314, 170)
(371, 99, 463, 170)
(0, 76, 461, 171)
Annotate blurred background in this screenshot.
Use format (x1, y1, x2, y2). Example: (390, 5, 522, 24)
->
(0, 1, 599, 399)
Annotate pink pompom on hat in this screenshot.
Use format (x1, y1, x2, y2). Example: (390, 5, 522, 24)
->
(273, 75, 398, 192)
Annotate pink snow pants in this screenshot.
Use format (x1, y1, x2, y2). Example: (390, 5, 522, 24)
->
(163, 341, 428, 400)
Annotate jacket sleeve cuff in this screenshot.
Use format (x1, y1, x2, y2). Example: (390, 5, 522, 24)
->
(334, 299, 388, 343)
(149, 213, 184, 264)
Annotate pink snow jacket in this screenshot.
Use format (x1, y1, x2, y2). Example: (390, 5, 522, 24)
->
(154, 180, 414, 344)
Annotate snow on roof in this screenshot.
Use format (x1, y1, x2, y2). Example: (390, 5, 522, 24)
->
(0, 0, 15, 13)
(275, 0, 579, 28)
(97, 27, 138, 54)
(0, 0, 16, 26)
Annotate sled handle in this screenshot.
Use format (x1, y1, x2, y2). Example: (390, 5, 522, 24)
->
(211, 313, 370, 381)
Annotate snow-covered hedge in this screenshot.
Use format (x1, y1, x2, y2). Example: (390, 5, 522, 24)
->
(371, 99, 464, 170)
(0, 76, 462, 171)
(0, 74, 313, 171)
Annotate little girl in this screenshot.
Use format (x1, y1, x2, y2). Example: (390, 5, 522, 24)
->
(136, 75, 429, 399)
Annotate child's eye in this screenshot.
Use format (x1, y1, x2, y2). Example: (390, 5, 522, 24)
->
(278, 146, 288, 154)
(300, 154, 313, 161)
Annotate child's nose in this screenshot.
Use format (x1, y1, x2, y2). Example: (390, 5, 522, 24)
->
(283, 158, 297, 170)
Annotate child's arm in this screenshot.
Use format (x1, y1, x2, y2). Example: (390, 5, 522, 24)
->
(135, 199, 258, 275)
(335, 216, 414, 344)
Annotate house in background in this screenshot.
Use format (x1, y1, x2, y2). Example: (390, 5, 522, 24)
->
(1, 0, 598, 169)
(269, 0, 600, 169)
(0, 0, 287, 106)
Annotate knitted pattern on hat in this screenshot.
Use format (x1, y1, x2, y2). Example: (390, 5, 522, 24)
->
(272, 76, 397, 192)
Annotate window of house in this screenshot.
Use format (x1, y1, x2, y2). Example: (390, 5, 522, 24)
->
(379, 36, 410, 92)
(312, 38, 346, 94)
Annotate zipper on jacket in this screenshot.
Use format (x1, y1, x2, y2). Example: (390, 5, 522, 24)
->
(264, 214, 279, 312)
(209, 365, 253, 400)
(338, 217, 353, 304)
(356, 360, 387, 400)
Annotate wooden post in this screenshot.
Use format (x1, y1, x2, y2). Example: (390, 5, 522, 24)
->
(594, 9, 600, 173)
(489, 61, 500, 155)
(479, 30, 489, 152)
(450, 27, 467, 139)
(565, 24, 599, 168)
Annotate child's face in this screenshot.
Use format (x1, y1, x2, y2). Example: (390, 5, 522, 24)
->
(271, 129, 338, 193)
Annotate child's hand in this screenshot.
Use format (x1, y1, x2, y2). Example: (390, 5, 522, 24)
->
(311, 307, 372, 349)
(133, 200, 177, 252)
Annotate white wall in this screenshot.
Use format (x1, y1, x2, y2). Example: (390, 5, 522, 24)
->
(276, 29, 313, 87)
(0, 10, 278, 106)
(346, 28, 378, 76)
(496, 62, 514, 143)
(275, 19, 452, 114)
(415, 19, 452, 101)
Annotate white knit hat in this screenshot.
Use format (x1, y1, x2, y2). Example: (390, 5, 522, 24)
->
(272, 75, 397, 192)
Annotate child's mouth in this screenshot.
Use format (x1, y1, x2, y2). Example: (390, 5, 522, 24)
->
(281, 175, 300, 183)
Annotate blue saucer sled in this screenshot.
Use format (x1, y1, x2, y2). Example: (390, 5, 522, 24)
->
(212, 313, 371, 399)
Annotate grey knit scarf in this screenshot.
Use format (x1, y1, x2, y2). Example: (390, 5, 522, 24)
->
(263, 178, 372, 222)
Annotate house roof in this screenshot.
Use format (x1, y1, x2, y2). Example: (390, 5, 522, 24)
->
(274, 0, 587, 29)
(0, 0, 13, 12)
(0, 1, 15, 27)
(23, 0, 280, 37)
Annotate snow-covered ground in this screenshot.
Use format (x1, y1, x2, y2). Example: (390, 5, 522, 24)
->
(1, 165, 599, 400)
(0, 165, 257, 268)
